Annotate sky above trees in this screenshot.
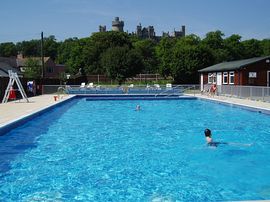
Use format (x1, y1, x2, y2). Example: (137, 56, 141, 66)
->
(0, 0, 269, 43)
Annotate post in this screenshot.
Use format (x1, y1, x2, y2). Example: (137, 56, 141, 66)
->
(262, 87, 265, 101)
(41, 32, 45, 79)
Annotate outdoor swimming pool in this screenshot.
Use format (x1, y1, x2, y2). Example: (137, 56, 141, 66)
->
(1, 98, 270, 201)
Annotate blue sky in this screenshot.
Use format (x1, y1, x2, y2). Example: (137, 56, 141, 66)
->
(0, 0, 269, 43)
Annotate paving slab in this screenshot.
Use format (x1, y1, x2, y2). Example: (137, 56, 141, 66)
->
(194, 94, 270, 111)
(0, 94, 74, 127)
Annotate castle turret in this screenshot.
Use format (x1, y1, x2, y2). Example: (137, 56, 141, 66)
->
(112, 17, 124, 32)
(147, 26, 155, 38)
(99, 25, 106, 32)
(136, 23, 142, 37)
(181, 25, 186, 36)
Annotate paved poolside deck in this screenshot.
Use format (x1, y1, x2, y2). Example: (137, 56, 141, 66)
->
(0, 94, 74, 127)
(194, 94, 270, 112)
(0, 94, 270, 128)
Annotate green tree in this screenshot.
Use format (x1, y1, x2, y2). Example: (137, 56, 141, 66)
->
(23, 58, 42, 79)
(16, 39, 40, 57)
(171, 41, 213, 83)
(88, 31, 132, 74)
(170, 35, 213, 83)
(242, 39, 262, 58)
(133, 39, 158, 73)
(101, 46, 143, 84)
(44, 35, 59, 60)
(224, 34, 244, 60)
(155, 37, 176, 78)
(57, 38, 86, 75)
(202, 30, 228, 63)
(261, 39, 270, 56)
(0, 42, 17, 57)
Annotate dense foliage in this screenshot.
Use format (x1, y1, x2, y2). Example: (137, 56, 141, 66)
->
(0, 31, 270, 83)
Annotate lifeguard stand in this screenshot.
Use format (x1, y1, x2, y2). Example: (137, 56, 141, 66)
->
(2, 70, 29, 103)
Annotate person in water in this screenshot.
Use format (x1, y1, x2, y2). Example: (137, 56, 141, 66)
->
(204, 128, 227, 147)
(204, 128, 252, 147)
(135, 105, 141, 111)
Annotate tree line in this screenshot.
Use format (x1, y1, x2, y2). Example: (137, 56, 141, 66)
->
(0, 31, 270, 84)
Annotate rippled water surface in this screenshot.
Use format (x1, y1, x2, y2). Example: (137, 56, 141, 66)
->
(1, 98, 270, 201)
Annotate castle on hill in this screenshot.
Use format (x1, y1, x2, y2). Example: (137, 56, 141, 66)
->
(98, 17, 186, 40)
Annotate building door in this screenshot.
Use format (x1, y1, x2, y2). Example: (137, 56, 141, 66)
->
(200, 74, 204, 91)
(217, 72, 222, 93)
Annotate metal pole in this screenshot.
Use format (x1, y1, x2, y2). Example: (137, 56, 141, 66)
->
(41, 32, 45, 79)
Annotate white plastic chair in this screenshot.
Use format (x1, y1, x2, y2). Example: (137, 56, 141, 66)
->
(87, 82, 94, 88)
(80, 82, 86, 88)
(166, 83, 172, 89)
(154, 84, 161, 90)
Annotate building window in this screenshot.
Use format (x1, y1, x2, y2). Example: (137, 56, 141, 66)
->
(223, 72, 228, 84)
(208, 73, 216, 84)
(229, 71, 234, 84)
(208, 73, 212, 84)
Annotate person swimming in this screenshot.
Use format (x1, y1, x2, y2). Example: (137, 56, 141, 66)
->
(204, 128, 227, 147)
(135, 105, 141, 111)
(204, 129, 252, 147)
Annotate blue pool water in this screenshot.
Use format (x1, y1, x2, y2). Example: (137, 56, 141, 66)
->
(1, 98, 270, 201)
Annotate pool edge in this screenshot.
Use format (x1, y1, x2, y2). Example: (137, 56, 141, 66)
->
(0, 95, 76, 135)
(196, 96, 270, 115)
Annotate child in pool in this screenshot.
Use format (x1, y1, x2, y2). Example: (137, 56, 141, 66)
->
(204, 128, 227, 147)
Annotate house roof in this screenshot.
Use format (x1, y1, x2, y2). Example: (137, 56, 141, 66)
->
(0, 62, 23, 77)
(0, 57, 17, 67)
(198, 56, 270, 73)
(16, 57, 50, 67)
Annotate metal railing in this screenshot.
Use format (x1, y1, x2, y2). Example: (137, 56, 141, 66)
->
(203, 84, 270, 102)
(155, 84, 200, 97)
(42, 84, 201, 96)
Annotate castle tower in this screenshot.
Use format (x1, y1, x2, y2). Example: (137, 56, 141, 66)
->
(181, 25, 186, 36)
(112, 17, 124, 32)
(99, 25, 106, 32)
(148, 26, 155, 38)
(136, 23, 142, 37)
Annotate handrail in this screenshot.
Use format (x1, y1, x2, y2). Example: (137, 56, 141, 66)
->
(155, 85, 182, 97)
(155, 85, 197, 97)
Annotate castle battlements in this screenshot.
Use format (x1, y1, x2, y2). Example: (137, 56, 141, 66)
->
(97, 17, 186, 39)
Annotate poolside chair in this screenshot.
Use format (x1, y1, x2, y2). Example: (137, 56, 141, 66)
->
(87, 82, 94, 88)
(154, 84, 161, 90)
(80, 82, 86, 88)
(166, 83, 172, 89)
(145, 84, 153, 90)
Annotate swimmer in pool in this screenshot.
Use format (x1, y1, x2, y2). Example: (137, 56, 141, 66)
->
(135, 105, 141, 111)
(204, 129, 252, 147)
(204, 128, 227, 147)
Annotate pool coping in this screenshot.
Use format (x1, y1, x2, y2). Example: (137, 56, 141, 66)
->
(0, 95, 76, 135)
(1, 94, 270, 136)
(195, 95, 270, 115)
